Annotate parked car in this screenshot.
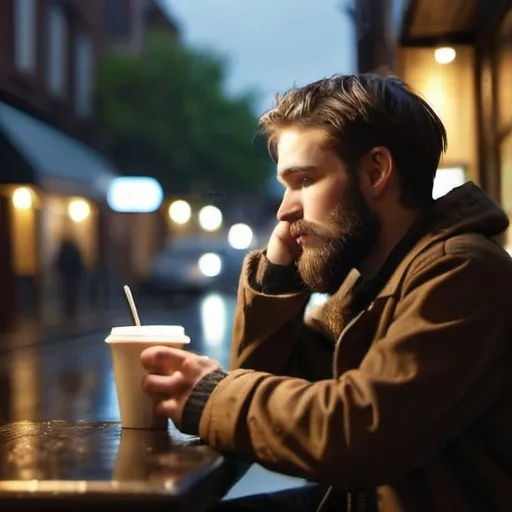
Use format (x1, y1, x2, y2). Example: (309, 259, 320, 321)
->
(144, 236, 248, 296)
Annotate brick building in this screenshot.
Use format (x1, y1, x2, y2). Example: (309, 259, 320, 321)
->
(0, 0, 181, 331)
(0, 0, 117, 330)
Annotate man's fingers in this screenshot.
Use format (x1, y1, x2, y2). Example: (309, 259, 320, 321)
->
(142, 371, 190, 396)
(140, 346, 187, 373)
(155, 398, 180, 419)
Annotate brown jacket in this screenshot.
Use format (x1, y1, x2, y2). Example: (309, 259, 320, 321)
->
(199, 183, 512, 511)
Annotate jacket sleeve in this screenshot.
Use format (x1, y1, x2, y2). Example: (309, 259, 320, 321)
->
(229, 251, 334, 382)
(200, 250, 507, 489)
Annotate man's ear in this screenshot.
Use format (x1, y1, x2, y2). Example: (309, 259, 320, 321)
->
(358, 146, 393, 200)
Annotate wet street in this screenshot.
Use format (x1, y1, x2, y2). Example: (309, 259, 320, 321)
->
(0, 292, 236, 425)
(0, 292, 305, 497)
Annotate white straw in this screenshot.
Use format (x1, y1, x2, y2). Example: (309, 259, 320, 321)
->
(123, 285, 141, 326)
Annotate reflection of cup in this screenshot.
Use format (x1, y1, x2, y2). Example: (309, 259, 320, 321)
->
(105, 325, 190, 429)
(113, 429, 171, 481)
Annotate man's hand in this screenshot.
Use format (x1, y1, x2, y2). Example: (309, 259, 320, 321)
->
(141, 347, 222, 429)
(266, 221, 302, 266)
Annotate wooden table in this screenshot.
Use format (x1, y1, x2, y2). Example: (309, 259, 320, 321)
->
(0, 420, 249, 511)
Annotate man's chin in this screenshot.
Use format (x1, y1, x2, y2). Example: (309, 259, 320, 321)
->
(298, 255, 351, 294)
(298, 263, 347, 294)
(300, 277, 341, 295)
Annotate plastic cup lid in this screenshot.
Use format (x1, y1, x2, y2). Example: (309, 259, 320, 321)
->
(107, 325, 188, 339)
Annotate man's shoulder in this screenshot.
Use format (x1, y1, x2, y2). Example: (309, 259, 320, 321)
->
(405, 232, 512, 285)
(418, 232, 509, 265)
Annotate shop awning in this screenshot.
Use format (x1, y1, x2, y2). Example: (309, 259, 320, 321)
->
(401, 0, 479, 45)
(0, 101, 118, 201)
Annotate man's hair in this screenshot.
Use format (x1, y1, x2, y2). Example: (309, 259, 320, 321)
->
(259, 74, 447, 209)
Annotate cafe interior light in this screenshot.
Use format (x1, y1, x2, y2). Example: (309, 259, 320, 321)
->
(228, 223, 254, 250)
(434, 47, 456, 65)
(198, 205, 223, 232)
(68, 199, 91, 223)
(169, 200, 192, 224)
(12, 187, 33, 209)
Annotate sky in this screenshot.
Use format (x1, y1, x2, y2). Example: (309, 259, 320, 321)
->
(163, 0, 357, 115)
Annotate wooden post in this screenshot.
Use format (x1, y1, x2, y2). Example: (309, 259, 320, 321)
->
(0, 194, 17, 332)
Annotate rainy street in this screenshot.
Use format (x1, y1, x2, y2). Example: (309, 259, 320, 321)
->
(0, 292, 236, 425)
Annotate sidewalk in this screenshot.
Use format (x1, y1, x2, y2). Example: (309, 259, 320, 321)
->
(0, 293, 202, 353)
(0, 303, 134, 353)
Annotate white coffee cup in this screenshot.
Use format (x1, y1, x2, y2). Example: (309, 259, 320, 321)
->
(105, 325, 190, 429)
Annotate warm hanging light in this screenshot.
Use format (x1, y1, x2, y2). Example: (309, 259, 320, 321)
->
(434, 47, 456, 65)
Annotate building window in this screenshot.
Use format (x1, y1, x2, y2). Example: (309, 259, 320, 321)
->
(500, 133, 512, 253)
(46, 6, 67, 97)
(13, 0, 37, 73)
(74, 32, 93, 118)
(433, 167, 466, 199)
(106, 0, 131, 38)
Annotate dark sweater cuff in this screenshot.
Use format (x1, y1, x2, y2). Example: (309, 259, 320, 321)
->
(248, 251, 305, 295)
(181, 369, 228, 436)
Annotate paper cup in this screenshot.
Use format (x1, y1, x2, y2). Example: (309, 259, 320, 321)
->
(105, 325, 190, 430)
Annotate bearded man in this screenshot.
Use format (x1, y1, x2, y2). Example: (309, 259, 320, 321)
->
(141, 74, 512, 512)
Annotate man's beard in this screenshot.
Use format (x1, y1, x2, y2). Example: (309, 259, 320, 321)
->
(289, 180, 380, 294)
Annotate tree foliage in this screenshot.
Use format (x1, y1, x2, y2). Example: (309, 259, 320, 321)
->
(96, 31, 270, 195)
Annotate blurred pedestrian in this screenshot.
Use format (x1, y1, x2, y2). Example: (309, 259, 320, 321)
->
(55, 234, 84, 319)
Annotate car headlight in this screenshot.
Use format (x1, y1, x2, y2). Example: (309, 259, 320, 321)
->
(228, 223, 253, 250)
(198, 253, 222, 277)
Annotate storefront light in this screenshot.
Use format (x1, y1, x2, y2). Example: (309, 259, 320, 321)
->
(12, 187, 33, 210)
(107, 177, 163, 213)
(68, 199, 91, 223)
(434, 47, 456, 65)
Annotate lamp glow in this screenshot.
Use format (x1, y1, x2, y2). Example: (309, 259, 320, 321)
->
(198, 205, 223, 232)
(434, 47, 456, 64)
(12, 187, 33, 209)
(68, 199, 91, 223)
(169, 200, 192, 224)
(228, 223, 253, 250)
(198, 253, 222, 277)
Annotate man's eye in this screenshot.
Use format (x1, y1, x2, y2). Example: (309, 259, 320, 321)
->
(301, 177, 313, 188)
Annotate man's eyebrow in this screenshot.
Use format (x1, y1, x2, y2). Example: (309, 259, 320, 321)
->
(277, 165, 318, 180)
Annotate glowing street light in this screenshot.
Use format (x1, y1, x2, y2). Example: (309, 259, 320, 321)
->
(198, 253, 222, 277)
(228, 223, 253, 250)
(168, 200, 192, 224)
(198, 205, 223, 232)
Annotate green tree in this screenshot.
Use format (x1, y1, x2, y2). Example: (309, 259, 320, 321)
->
(96, 31, 271, 196)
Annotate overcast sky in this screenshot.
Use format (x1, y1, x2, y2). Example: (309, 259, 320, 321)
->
(163, 0, 357, 114)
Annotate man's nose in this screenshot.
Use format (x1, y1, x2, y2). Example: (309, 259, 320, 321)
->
(276, 190, 302, 222)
